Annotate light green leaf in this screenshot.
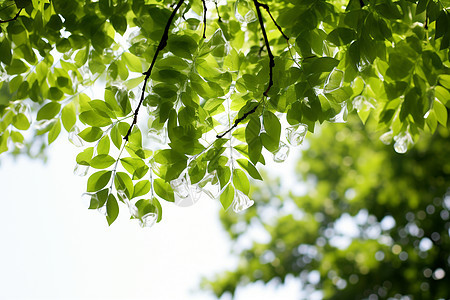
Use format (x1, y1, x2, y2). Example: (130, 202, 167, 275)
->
(48, 119, 61, 144)
(133, 180, 151, 198)
(106, 194, 119, 226)
(220, 184, 234, 210)
(236, 158, 262, 180)
(87, 170, 112, 192)
(90, 154, 115, 169)
(37, 102, 61, 121)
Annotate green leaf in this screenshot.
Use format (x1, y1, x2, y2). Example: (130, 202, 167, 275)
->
(233, 169, 250, 195)
(12, 113, 30, 130)
(111, 124, 122, 149)
(261, 111, 281, 152)
(90, 154, 115, 169)
(122, 52, 142, 73)
(78, 127, 103, 142)
(76, 147, 94, 165)
(327, 27, 356, 46)
(61, 102, 76, 132)
(79, 110, 112, 127)
(37, 102, 61, 121)
(87, 170, 112, 192)
(245, 117, 262, 165)
(115, 172, 134, 199)
(110, 14, 127, 35)
(106, 194, 119, 225)
(154, 178, 175, 202)
(220, 184, 234, 210)
(434, 99, 447, 126)
(6, 59, 29, 75)
(236, 158, 262, 180)
(133, 180, 151, 198)
(0, 39, 12, 65)
(48, 119, 61, 144)
(97, 135, 110, 155)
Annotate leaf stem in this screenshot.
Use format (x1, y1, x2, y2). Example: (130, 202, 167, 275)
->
(124, 0, 185, 141)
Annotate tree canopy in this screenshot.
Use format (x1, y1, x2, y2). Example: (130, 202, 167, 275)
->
(205, 117, 450, 299)
(0, 0, 449, 225)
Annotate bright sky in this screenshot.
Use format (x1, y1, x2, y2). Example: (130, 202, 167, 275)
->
(0, 137, 305, 300)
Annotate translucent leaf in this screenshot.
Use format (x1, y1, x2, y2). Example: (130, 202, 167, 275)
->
(285, 124, 308, 147)
(393, 132, 411, 154)
(139, 212, 158, 228)
(74, 163, 89, 176)
(81, 192, 98, 209)
(68, 125, 85, 147)
(379, 130, 393, 145)
(324, 69, 344, 93)
(232, 190, 254, 213)
(272, 141, 290, 163)
(235, 0, 257, 23)
(198, 171, 221, 199)
(329, 102, 348, 123)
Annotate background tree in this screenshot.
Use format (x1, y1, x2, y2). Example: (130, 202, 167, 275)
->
(204, 116, 450, 299)
(0, 0, 449, 225)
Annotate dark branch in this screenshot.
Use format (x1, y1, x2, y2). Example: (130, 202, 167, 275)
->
(258, 3, 289, 41)
(216, 0, 280, 139)
(216, 104, 260, 138)
(359, 0, 365, 8)
(214, 0, 222, 23)
(124, 0, 185, 141)
(0, 8, 22, 24)
(253, 0, 275, 97)
(201, 0, 207, 38)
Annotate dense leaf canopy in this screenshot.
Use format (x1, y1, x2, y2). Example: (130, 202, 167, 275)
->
(0, 0, 449, 225)
(206, 117, 450, 299)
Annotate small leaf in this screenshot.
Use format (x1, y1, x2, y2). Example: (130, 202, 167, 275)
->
(220, 184, 234, 210)
(106, 194, 119, 225)
(78, 127, 103, 142)
(37, 102, 61, 121)
(236, 158, 262, 180)
(154, 178, 175, 202)
(87, 170, 112, 192)
(61, 102, 76, 132)
(133, 180, 151, 198)
(48, 119, 61, 144)
(233, 169, 250, 195)
(90, 154, 115, 169)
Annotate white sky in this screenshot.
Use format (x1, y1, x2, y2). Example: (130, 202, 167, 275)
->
(0, 137, 304, 300)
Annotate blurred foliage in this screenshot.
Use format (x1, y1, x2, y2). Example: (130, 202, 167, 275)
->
(206, 115, 450, 299)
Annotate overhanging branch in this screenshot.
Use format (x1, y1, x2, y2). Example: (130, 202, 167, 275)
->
(124, 0, 185, 141)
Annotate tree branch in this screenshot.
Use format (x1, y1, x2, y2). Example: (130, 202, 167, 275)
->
(253, 0, 274, 97)
(124, 0, 185, 141)
(257, 3, 289, 41)
(0, 8, 22, 23)
(215, 0, 280, 139)
(216, 104, 260, 138)
(201, 0, 207, 38)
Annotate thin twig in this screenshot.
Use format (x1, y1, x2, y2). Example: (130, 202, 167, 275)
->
(214, 0, 222, 22)
(0, 8, 22, 23)
(216, 0, 279, 138)
(216, 104, 259, 138)
(253, 0, 274, 97)
(201, 0, 207, 38)
(258, 3, 289, 41)
(124, 0, 185, 141)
